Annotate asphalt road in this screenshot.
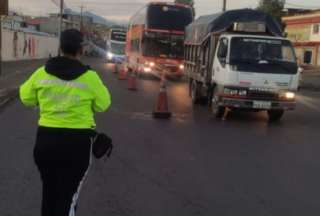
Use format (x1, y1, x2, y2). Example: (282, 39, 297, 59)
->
(1, 58, 320, 216)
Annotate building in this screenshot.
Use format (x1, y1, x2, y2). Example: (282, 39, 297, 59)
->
(2, 13, 39, 32)
(283, 10, 320, 68)
(282, 8, 312, 17)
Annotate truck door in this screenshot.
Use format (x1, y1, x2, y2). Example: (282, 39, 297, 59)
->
(213, 37, 229, 84)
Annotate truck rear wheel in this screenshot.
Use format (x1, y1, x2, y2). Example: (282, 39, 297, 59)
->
(211, 88, 225, 118)
(268, 110, 284, 122)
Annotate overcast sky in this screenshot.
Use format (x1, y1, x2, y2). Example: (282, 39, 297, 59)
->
(10, 0, 320, 21)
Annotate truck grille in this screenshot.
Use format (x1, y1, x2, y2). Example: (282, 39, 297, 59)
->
(248, 90, 279, 100)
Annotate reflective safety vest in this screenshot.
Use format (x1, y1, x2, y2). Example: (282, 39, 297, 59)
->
(20, 66, 111, 129)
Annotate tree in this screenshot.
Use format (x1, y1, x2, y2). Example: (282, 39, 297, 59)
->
(258, 0, 286, 22)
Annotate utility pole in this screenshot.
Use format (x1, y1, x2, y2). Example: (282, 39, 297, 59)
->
(223, 0, 227, 12)
(0, 0, 8, 76)
(80, 5, 85, 33)
(0, 16, 3, 76)
(58, 0, 64, 56)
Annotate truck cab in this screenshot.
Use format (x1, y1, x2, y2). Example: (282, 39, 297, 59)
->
(212, 34, 299, 121)
(185, 9, 300, 121)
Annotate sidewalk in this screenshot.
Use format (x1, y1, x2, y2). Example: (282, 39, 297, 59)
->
(301, 70, 320, 91)
(0, 59, 47, 108)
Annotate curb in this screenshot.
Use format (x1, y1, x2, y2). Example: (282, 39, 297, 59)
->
(0, 88, 19, 110)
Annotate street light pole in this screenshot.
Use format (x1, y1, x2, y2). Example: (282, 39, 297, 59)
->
(80, 5, 84, 32)
(58, 0, 64, 56)
(0, 0, 8, 76)
(223, 0, 227, 12)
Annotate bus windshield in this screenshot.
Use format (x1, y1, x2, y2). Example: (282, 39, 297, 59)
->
(230, 37, 298, 74)
(142, 32, 184, 59)
(110, 42, 125, 55)
(147, 4, 193, 31)
(111, 30, 126, 42)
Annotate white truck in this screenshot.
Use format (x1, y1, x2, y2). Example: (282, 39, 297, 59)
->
(184, 9, 300, 121)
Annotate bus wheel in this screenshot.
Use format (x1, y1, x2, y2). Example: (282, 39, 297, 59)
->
(211, 88, 225, 118)
(268, 110, 284, 122)
(191, 80, 201, 104)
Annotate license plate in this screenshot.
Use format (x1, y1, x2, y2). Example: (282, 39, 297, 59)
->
(253, 101, 271, 109)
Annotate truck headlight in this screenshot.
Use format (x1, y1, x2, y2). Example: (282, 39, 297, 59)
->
(285, 92, 295, 99)
(149, 62, 155, 67)
(144, 67, 151, 73)
(179, 64, 184, 70)
(107, 52, 113, 59)
(280, 91, 295, 100)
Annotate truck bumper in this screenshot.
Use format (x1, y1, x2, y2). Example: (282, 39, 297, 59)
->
(219, 97, 296, 111)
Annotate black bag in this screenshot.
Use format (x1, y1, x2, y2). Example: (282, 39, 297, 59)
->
(92, 133, 113, 159)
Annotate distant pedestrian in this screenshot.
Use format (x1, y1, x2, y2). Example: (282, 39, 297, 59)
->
(20, 29, 111, 216)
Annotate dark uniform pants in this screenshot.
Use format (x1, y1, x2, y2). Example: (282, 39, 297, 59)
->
(34, 127, 94, 216)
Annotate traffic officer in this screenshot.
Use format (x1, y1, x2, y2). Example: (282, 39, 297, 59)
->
(20, 29, 111, 216)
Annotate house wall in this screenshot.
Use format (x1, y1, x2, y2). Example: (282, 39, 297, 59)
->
(310, 24, 320, 41)
(283, 12, 320, 67)
(2, 27, 59, 61)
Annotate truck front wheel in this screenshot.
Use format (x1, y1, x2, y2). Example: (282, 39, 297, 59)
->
(268, 110, 284, 122)
(211, 88, 225, 118)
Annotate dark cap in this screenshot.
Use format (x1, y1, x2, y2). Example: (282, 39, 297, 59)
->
(60, 29, 84, 55)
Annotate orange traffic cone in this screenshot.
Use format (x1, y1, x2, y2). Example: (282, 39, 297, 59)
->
(118, 68, 127, 80)
(128, 71, 137, 91)
(153, 81, 171, 119)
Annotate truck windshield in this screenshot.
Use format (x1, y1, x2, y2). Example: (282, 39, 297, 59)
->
(230, 37, 297, 74)
(110, 42, 125, 55)
(142, 32, 184, 59)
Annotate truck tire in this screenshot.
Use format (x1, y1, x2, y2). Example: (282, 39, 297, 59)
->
(211, 88, 225, 118)
(190, 80, 201, 104)
(268, 110, 284, 122)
